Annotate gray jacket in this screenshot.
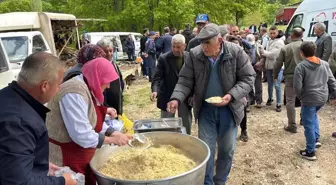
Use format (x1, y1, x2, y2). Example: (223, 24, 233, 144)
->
(170, 42, 256, 125)
(315, 32, 333, 61)
(328, 48, 336, 75)
(293, 58, 336, 106)
(263, 38, 285, 70)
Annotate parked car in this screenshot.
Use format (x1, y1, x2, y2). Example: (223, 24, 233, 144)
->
(86, 32, 142, 60)
(0, 39, 15, 89)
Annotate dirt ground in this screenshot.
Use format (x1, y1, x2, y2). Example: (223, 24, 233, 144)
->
(123, 79, 336, 185)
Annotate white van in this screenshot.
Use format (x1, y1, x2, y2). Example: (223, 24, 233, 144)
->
(86, 32, 142, 60)
(0, 40, 15, 89)
(285, 0, 336, 49)
(0, 31, 52, 79)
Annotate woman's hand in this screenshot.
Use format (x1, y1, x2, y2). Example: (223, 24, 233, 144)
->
(106, 132, 133, 146)
(106, 108, 118, 119)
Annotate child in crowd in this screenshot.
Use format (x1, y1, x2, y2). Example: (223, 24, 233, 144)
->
(293, 41, 336, 160)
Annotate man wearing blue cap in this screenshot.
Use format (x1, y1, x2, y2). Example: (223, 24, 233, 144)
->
(187, 14, 210, 52)
(168, 23, 255, 185)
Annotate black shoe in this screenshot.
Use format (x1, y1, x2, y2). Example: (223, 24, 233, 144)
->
(316, 139, 322, 148)
(299, 149, 316, 161)
(249, 101, 256, 106)
(276, 105, 282, 112)
(240, 131, 249, 142)
(284, 126, 297, 133)
(246, 106, 251, 113)
(266, 99, 273, 106)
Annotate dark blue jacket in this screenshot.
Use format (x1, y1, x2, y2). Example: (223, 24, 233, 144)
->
(0, 81, 65, 185)
(125, 38, 135, 54)
(161, 34, 172, 54)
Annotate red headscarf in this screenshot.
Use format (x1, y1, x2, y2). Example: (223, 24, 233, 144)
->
(82, 58, 119, 103)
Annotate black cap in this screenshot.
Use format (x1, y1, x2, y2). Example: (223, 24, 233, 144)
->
(197, 23, 220, 42)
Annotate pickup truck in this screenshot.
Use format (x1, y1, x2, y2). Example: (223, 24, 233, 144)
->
(0, 12, 80, 79)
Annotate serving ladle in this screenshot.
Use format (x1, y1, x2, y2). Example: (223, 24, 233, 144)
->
(128, 133, 151, 149)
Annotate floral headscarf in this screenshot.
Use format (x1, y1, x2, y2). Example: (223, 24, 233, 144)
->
(77, 44, 106, 64)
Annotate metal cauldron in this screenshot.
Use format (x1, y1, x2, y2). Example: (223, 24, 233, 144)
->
(90, 132, 210, 185)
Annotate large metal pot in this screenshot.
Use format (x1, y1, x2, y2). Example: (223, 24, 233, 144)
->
(90, 132, 210, 185)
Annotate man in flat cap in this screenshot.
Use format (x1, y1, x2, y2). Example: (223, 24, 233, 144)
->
(273, 26, 305, 133)
(167, 23, 255, 185)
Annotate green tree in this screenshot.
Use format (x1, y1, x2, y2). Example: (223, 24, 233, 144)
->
(0, 0, 32, 13)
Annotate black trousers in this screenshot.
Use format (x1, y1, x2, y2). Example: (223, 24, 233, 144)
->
(240, 107, 247, 132)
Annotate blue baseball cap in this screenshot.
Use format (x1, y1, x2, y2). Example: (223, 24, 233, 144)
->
(196, 14, 209, 24)
(149, 31, 156, 36)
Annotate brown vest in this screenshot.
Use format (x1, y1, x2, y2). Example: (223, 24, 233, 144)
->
(46, 77, 97, 143)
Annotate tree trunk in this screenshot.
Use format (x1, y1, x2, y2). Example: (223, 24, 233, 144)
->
(148, 0, 154, 30)
(33, 0, 42, 12)
(235, 11, 239, 26)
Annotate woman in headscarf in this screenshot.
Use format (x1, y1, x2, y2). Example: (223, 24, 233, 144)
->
(46, 58, 132, 185)
(63, 44, 106, 82)
(97, 38, 125, 115)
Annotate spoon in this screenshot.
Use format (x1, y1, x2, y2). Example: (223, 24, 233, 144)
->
(128, 133, 151, 148)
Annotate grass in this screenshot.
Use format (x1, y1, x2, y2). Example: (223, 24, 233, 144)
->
(123, 79, 160, 121)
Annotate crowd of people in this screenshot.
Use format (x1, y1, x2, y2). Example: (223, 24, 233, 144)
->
(146, 13, 336, 185)
(0, 12, 335, 185)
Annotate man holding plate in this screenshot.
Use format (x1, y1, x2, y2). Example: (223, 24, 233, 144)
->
(167, 23, 255, 185)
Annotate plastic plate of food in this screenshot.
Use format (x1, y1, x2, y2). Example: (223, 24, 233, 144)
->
(205, 96, 223, 104)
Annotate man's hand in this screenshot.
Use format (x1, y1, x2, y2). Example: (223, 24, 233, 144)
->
(63, 173, 77, 185)
(107, 108, 118, 119)
(167, 100, 179, 113)
(274, 79, 278, 83)
(109, 132, 133, 146)
(48, 162, 61, 176)
(259, 46, 264, 55)
(212, 94, 232, 107)
(151, 92, 158, 102)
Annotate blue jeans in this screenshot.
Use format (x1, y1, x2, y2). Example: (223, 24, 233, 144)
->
(266, 69, 283, 105)
(198, 104, 238, 185)
(301, 106, 322, 153)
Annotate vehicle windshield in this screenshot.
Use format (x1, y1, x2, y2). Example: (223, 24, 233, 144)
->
(1, 36, 29, 63)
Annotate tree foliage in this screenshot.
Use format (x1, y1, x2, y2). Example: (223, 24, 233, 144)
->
(0, 0, 302, 32)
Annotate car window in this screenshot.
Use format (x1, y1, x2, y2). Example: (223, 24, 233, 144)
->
(1, 36, 29, 63)
(307, 20, 329, 37)
(32, 35, 47, 53)
(0, 42, 9, 72)
(286, 14, 304, 36)
(134, 35, 142, 42)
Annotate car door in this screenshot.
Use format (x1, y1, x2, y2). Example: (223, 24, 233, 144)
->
(133, 34, 142, 57)
(0, 40, 15, 88)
